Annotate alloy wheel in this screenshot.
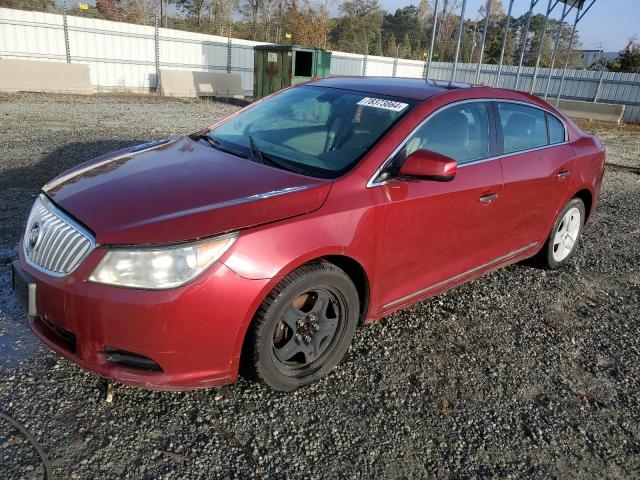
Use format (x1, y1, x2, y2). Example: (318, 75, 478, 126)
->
(552, 207, 581, 262)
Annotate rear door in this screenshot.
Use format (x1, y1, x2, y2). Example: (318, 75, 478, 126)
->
(493, 101, 575, 256)
(378, 100, 505, 310)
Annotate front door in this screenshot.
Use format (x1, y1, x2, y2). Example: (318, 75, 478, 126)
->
(377, 100, 504, 311)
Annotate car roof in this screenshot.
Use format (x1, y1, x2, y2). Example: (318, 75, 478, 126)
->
(306, 76, 473, 101)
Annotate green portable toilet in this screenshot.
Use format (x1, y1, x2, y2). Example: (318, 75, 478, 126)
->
(253, 44, 332, 100)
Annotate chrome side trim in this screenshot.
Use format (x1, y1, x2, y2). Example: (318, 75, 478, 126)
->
(382, 242, 538, 310)
(367, 98, 569, 187)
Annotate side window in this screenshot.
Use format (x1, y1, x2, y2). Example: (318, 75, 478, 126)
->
(547, 113, 566, 144)
(497, 102, 548, 154)
(402, 102, 490, 164)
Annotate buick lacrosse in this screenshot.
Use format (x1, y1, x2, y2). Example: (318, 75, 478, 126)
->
(12, 77, 605, 391)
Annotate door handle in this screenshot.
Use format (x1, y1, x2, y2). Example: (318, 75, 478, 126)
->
(556, 170, 571, 179)
(478, 193, 498, 204)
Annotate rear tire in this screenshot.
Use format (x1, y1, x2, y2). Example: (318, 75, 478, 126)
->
(538, 197, 585, 269)
(243, 261, 359, 392)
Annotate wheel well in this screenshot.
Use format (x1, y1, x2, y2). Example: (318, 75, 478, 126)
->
(238, 254, 371, 378)
(574, 189, 593, 220)
(320, 255, 370, 325)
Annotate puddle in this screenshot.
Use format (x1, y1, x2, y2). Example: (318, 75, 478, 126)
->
(0, 245, 41, 367)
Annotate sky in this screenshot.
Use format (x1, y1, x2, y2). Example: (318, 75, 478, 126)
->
(377, 0, 639, 52)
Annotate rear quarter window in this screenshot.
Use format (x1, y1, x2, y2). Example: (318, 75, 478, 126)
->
(547, 113, 566, 144)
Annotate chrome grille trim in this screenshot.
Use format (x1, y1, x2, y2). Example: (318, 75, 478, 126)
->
(23, 194, 95, 277)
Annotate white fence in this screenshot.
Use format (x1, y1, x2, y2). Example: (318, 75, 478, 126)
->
(2, 7, 640, 122)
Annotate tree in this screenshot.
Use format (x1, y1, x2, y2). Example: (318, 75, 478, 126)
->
(416, 0, 433, 43)
(608, 38, 640, 73)
(398, 32, 412, 59)
(384, 31, 398, 57)
(287, 1, 334, 49)
(240, 0, 263, 40)
(96, 0, 153, 24)
(483, 11, 516, 64)
(209, 0, 238, 35)
(333, 0, 383, 54)
(0, 0, 55, 12)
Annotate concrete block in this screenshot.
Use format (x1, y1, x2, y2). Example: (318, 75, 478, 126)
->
(0, 58, 92, 94)
(160, 69, 244, 98)
(556, 99, 625, 124)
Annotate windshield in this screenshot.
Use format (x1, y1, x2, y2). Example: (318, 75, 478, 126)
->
(207, 85, 415, 178)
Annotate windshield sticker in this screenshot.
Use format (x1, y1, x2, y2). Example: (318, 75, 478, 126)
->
(357, 97, 408, 112)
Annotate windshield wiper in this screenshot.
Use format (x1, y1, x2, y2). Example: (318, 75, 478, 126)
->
(248, 135, 308, 176)
(248, 135, 266, 165)
(195, 133, 247, 158)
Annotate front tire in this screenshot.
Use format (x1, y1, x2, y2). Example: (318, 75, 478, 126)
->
(243, 261, 359, 392)
(539, 197, 586, 269)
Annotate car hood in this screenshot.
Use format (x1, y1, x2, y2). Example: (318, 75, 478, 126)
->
(44, 137, 332, 245)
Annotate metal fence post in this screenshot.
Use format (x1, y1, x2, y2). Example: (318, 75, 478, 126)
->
(449, 0, 467, 85)
(154, 0, 161, 93)
(474, 0, 491, 84)
(62, 0, 71, 63)
(495, 0, 515, 87)
(362, 37, 368, 76)
(593, 51, 606, 103)
(555, 0, 597, 104)
(514, 0, 540, 91)
(543, 1, 569, 99)
(425, 0, 439, 82)
(529, 0, 557, 94)
(227, 36, 232, 73)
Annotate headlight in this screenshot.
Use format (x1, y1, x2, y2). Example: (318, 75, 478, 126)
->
(88, 233, 237, 289)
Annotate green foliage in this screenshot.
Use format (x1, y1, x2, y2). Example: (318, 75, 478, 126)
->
(0, 0, 55, 12)
(332, 0, 383, 54)
(608, 39, 640, 73)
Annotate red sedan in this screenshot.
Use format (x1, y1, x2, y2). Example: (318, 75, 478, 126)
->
(12, 77, 605, 391)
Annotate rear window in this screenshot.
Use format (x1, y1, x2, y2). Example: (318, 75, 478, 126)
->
(497, 102, 548, 154)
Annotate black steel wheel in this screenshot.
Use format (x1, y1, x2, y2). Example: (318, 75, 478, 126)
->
(243, 261, 359, 391)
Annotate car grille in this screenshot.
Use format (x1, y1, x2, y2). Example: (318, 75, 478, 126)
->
(23, 195, 95, 276)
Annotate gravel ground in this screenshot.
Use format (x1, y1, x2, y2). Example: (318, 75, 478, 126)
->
(0, 93, 639, 479)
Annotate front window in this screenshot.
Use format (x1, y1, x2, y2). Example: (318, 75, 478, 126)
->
(206, 85, 415, 178)
(397, 101, 491, 165)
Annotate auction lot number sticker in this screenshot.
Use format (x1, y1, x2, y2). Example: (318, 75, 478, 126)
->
(357, 97, 408, 112)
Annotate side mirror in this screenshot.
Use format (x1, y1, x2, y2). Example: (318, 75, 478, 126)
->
(399, 149, 457, 182)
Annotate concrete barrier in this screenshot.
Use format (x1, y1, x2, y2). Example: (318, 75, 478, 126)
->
(0, 58, 93, 94)
(160, 70, 244, 98)
(556, 99, 625, 124)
